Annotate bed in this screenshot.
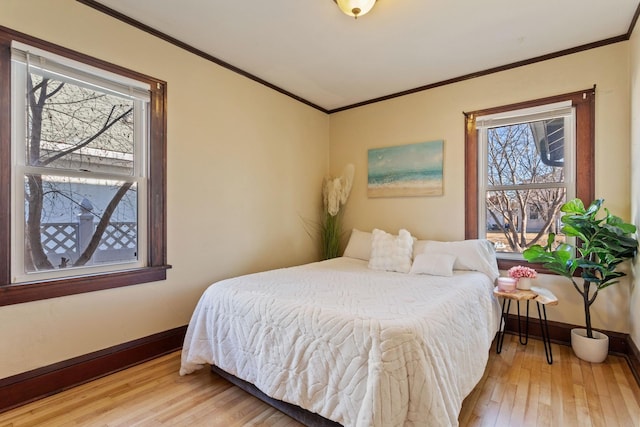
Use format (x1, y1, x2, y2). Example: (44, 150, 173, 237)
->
(180, 232, 501, 426)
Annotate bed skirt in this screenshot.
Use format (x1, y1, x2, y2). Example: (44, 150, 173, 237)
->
(211, 365, 342, 427)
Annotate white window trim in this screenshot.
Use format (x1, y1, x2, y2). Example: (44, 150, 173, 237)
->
(476, 101, 577, 260)
(10, 43, 150, 283)
(11, 41, 150, 101)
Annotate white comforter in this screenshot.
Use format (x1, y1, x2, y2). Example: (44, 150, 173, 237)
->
(180, 257, 500, 426)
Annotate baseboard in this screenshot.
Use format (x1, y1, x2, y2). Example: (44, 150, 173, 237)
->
(626, 336, 640, 386)
(503, 313, 640, 386)
(0, 325, 187, 414)
(503, 313, 629, 352)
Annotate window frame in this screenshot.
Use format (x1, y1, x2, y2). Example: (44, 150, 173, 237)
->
(0, 26, 170, 306)
(464, 89, 595, 272)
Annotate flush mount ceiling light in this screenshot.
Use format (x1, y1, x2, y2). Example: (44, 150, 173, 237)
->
(334, 0, 377, 19)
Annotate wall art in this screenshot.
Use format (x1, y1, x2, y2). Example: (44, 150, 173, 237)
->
(367, 140, 443, 197)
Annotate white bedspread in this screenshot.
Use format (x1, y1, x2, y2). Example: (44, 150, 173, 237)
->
(180, 257, 500, 426)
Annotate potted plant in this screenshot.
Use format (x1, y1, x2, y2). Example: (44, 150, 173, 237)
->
(508, 265, 537, 290)
(320, 164, 354, 259)
(522, 198, 638, 363)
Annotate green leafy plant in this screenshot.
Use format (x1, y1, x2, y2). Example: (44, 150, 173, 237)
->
(320, 211, 342, 260)
(523, 198, 638, 339)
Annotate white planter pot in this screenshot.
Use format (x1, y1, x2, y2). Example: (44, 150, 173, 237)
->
(571, 328, 609, 363)
(517, 277, 532, 290)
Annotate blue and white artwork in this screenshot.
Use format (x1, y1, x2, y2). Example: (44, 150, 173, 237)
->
(368, 140, 444, 197)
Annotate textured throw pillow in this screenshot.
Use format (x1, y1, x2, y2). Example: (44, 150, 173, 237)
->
(343, 229, 373, 261)
(410, 252, 456, 276)
(368, 229, 414, 273)
(415, 239, 500, 281)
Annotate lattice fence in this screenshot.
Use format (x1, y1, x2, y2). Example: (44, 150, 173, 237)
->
(41, 223, 79, 254)
(40, 221, 137, 264)
(98, 222, 137, 251)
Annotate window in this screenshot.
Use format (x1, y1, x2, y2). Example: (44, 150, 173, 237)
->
(0, 29, 169, 306)
(465, 89, 595, 271)
(529, 205, 540, 220)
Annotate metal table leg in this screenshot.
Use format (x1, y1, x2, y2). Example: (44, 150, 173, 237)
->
(496, 298, 510, 354)
(516, 300, 530, 345)
(536, 302, 553, 364)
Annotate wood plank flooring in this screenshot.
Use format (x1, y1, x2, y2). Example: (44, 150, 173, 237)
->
(1, 334, 639, 426)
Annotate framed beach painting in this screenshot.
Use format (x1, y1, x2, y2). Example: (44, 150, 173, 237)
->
(368, 140, 443, 197)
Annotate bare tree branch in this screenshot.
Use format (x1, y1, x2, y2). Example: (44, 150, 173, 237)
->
(485, 122, 565, 252)
(23, 73, 136, 272)
(74, 182, 134, 266)
(40, 105, 132, 167)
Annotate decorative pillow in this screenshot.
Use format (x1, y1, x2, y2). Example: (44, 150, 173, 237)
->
(368, 229, 414, 273)
(413, 239, 429, 259)
(415, 239, 500, 281)
(343, 229, 373, 261)
(410, 252, 456, 276)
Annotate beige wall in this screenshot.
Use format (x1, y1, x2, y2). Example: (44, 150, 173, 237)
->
(630, 24, 640, 348)
(0, 0, 329, 379)
(330, 43, 632, 333)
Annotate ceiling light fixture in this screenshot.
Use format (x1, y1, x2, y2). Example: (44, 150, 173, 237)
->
(334, 0, 377, 19)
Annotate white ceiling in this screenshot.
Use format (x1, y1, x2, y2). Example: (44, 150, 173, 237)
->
(92, 0, 639, 112)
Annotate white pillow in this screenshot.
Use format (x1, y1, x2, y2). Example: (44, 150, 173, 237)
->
(413, 239, 429, 259)
(415, 239, 499, 281)
(410, 252, 456, 276)
(368, 229, 414, 273)
(343, 229, 372, 261)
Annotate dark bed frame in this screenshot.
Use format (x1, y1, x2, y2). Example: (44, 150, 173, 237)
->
(211, 365, 342, 427)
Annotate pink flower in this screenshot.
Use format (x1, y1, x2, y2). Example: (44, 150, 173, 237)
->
(508, 265, 537, 279)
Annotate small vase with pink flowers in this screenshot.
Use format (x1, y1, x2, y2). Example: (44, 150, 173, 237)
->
(508, 265, 537, 290)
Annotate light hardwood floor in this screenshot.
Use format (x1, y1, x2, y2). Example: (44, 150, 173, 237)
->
(1, 334, 639, 426)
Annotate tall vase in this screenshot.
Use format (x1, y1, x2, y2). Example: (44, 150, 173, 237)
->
(517, 277, 532, 290)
